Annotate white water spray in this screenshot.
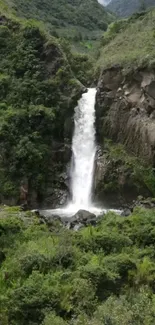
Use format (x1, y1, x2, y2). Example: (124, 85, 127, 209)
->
(70, 88, 97, 210)
(42, 89, 120, 217)
(43, 88, 103, 216)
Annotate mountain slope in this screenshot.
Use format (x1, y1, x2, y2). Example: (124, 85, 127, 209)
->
(0, 13, 89, 205)
(96, 9, 155, 195)
(0, 0, 114, 39)
(107, 0, 155, 17)
(98, 9, 155, 69)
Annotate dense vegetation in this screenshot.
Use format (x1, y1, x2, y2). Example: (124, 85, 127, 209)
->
(98, 9, 155, 69)
(0, 15, 96, 204)
(95, 140, 155, 205)
(1, 206, 155, 324)
(107, 0, 155, 17)
(0, 0, 114, 53)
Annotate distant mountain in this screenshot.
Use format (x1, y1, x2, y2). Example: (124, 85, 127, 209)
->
(1, 0, 114, 33)
(107, 0, 155, 17)
(98, 0, 111, 5)
(0, 0, 115, 53)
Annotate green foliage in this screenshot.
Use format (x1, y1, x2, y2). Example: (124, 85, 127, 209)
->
(60, 39, 95, 85)
(0, 0, 114, 54)
(98, 9, 155, 70)
(104, 140, 155, 196)
(90, 289, 155, 325)
(42, 313, 67, 325)
(0, 18, 84, 202)
(1, 207, 155, 324)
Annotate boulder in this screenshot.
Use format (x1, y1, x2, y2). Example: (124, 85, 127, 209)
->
(121, 208, 132, 217)
(73, 223, 84, 231)
(71, 209, 97, 225)
(39, 210, 62, 225)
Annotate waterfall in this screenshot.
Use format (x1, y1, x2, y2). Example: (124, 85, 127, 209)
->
(43, 88, 104, 217)
(70, 88, 97, 210)
(42, 88, 121, 217)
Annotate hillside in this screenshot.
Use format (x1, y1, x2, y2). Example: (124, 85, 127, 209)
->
(96, 9, 155, 203)
(0, 0, 114, 50)
(0, 13, 95, 206)
(107, 0, 155, 17)
(98, 9, 155, 69)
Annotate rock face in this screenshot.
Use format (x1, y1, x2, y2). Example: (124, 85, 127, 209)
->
(40, 143, 72, 209)
(71, 210, 97, 225)
(96, 66, 155, 166)
(40, 209, 100, 230)
(94, 147, 152, 208)
(95, 66, 155, 207)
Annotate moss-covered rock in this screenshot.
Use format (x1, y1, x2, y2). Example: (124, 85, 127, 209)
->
(94, 140, 155, 208)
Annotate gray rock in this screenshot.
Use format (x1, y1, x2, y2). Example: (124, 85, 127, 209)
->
(121, 209, 131, 217)
(72, 209, 96, 225)
(146, 81, 155, 99)
(96, 68, 155, 166)
(40, 211, 62, 225)
(73, 223, 84, 231)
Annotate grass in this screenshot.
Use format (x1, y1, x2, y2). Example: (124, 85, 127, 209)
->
(97, 9, 155, 70)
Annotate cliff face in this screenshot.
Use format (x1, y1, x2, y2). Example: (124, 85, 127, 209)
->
(96, 66, 155, 166)
(95, 66, 155, 207)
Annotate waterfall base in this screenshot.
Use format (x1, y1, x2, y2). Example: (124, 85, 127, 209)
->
(41, 204, 121, 218)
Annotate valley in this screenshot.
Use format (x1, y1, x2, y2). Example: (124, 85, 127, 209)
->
(0, 1, 155, 325)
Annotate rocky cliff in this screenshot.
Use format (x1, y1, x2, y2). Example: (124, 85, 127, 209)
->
(95, 66, 155, 207)
(97, 66, 155, 165)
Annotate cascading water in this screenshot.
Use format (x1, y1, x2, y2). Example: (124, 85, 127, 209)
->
(42, 88, 121, 217)
(43, 88, 104, 216)
(69, 88, 97, 210)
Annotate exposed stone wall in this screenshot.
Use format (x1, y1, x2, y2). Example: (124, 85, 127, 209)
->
(96, 66, 155, 166)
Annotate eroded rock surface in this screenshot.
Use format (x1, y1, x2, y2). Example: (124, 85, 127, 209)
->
(96, 66, 155, 166)
(94, 147, 152, 208)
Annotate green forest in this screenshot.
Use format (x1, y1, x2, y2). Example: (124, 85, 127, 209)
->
(0, 17, 94, 204)
(0, 0, 114, 53)
(1, 206, 155, 325)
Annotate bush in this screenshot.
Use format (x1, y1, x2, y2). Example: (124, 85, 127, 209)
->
(1, 207, 155, 324)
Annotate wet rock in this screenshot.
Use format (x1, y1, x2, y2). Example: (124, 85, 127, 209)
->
(32, 209, 40, 217)
(20, 203, 28, 211)
(132, 197, 155, 210)
(145, 80, 155, 99)
(43, 189, 69, 209)
(40, 211, 62, 225)
(121, 208, 132, 217)
(72, 209, 97, 225)
(73, 223, 84, 231)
